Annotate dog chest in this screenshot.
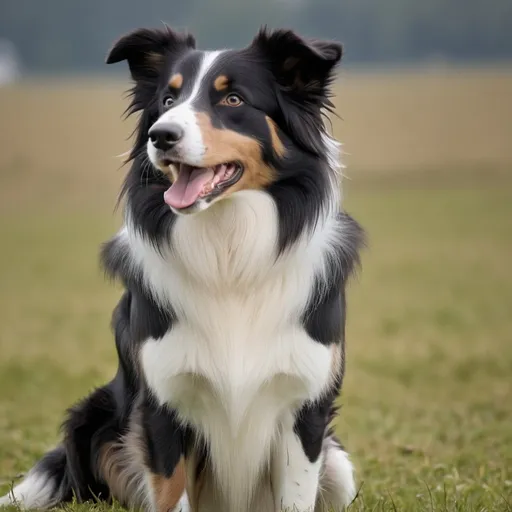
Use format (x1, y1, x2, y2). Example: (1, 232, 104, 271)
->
(140, 317, 333, 511)
(140, 318, 333, 421)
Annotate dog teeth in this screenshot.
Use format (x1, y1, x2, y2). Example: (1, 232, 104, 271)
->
(198, 162, 238, 197)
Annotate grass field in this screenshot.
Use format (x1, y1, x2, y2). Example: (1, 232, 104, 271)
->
(0, 69, 511, 511)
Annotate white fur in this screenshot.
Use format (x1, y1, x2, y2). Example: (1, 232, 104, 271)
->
(0, 471, 60, 510)
(317, 440, 356, 512)
(272, 416, 322, 511)
(175, 493, 190, 512)
(0, 147, 353, 512)
(147, 51, 223, 166)
(118, 184, 353, 511)
(0, 49, 357, 512)
(321, 131, 343, 211)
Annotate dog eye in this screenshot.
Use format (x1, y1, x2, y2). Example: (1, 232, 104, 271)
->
(163, 96, 174, 108)
(222, 93, 244, 107)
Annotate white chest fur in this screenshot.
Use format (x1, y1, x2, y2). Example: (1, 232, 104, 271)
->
(125, 191, 339, 509)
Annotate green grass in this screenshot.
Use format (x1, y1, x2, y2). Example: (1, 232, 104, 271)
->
(0, 169, 511, 511)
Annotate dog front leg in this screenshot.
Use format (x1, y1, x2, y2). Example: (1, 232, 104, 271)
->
(271, 409, 325, 512)
(140, 396, 188, 512)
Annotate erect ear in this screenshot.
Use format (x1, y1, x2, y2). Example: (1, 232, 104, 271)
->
(105, 25, 196, 81)
(251, 27, 342, 94)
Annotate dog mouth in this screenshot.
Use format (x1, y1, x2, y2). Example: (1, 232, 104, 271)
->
(162, 161, 244, 210)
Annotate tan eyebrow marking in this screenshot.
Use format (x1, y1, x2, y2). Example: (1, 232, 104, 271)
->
(214, 75, 229, 91)
(169, 73, 183, 89)
(265, 116, 286, 158)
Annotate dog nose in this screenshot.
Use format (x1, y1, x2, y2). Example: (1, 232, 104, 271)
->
(149, 123, 184, 151)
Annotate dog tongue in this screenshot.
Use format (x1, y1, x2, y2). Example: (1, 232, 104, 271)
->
(164, 167, 215, 209)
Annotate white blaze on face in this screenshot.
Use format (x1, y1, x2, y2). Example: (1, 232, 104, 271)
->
(146, 51, 224, 167)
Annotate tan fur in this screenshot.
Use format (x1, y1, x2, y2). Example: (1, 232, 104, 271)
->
(184, 451, 204, 512)
(330, 343, 344, 387)
(265, 116, 286, 158)
(195, 112, 276, 196)
(99, 416, 187, 511)
(169, 73, 184, 89)
(214, 75, 229, 91)
(151, 458, 187, 512)
(98, 426, 146, 509)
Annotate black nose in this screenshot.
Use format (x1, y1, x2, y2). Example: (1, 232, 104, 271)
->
(148, 123, 184, 151)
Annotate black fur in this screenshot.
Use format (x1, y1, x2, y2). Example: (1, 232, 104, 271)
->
(2, 24, 364, 511)
(302, 212, 365, 345)
(293, 386, 339, 464)
(106, 26, 344, 253)
(140, 395, 186, 478)
(304, 283, 346, 347)
(61, 385, 118, 502)
(29, 447, 72, 504)
(250, 27, 342, 157)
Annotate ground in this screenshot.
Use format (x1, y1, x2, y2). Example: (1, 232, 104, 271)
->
(0, 69, 511, 511)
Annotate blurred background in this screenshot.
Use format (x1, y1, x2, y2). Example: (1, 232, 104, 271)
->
(0, 1, 511, 510)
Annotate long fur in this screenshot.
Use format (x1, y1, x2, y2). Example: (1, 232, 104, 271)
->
(1, 25, 364, 512)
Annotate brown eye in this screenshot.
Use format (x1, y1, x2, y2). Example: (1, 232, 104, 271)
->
(222, 93, 243, 107)
(163, 96, 174, 108)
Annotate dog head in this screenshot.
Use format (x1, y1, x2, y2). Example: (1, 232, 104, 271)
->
(107, 25, 342, 249)
(108, 25, 342, 210)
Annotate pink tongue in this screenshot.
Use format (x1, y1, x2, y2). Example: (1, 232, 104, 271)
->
(164, 167, 215, 209)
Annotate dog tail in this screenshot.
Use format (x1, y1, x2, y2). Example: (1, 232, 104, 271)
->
(0, 445, 73, 509)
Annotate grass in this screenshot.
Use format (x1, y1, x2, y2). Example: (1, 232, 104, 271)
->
(1, 70, 512, 510)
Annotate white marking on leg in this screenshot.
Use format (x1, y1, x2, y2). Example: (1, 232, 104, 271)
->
(272, 424, 321, 512)
(317, 439, 356, 511)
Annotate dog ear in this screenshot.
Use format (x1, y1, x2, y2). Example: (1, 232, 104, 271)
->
(106, 25, 196, 81)
(250, 27, 342, 95)
(249, 28, 342, 157)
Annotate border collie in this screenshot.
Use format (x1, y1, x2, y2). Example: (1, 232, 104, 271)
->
(1, 24, 364, 512)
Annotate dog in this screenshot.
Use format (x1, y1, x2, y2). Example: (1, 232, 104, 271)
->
(0, 24, 364, 512)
